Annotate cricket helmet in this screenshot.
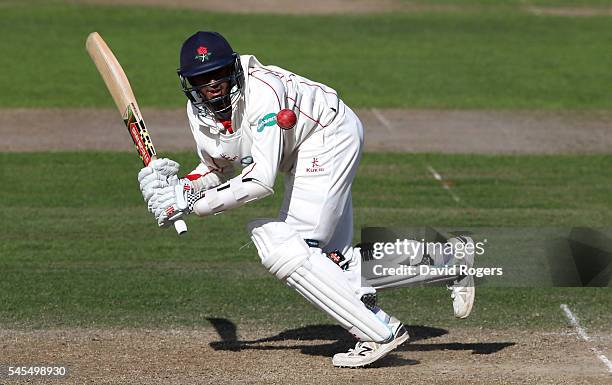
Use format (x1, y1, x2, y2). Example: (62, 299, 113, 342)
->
(177, 31, 244, 118)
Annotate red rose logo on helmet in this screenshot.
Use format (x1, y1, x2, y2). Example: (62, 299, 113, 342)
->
(195, 46, 212, 62)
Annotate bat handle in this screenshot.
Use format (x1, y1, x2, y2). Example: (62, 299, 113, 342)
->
(174, 219, 188, 235)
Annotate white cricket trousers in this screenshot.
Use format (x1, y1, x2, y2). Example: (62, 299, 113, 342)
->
(279, 101, 362, 252)
(279, 102, 372, 297)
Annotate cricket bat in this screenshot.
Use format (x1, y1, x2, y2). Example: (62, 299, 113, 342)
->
(85, 32, 187, 235)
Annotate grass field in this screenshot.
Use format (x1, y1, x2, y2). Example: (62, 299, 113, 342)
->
(1, 152, 610, 332)
(1, 3, 611, 109)
(0, 1, 611, 381)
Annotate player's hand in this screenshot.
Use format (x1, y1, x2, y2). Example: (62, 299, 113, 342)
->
(150, 179, 201, 227)
(138, 158, 180, 203)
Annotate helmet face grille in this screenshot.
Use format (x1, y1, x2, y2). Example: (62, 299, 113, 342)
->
(178, 32, 244, 120)
(179, 56, 244, 120)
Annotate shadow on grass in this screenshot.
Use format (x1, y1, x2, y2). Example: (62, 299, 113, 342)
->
(207, 318, 515, 366)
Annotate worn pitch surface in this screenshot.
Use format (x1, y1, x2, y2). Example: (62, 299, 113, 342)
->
(2, 108, 611, 154)
(1, 327, 611, 384)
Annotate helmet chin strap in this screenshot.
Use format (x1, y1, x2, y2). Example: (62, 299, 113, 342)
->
(204, 94, 231, 120)
(214, 107, 232, 121)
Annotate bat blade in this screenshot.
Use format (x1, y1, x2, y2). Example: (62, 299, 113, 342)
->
(86, 32, 187, 235)
(86, 32, 136, 115)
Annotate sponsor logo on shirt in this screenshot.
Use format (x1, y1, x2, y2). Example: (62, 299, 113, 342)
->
(257, 112, 277, 133)
(306, 157, 325, 173)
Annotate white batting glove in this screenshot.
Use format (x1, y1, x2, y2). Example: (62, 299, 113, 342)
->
(149, 179, 205, 227)
(138, 158, 181, 203)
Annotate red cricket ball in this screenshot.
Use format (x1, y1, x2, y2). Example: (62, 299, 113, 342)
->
(276, 109, 297, 129)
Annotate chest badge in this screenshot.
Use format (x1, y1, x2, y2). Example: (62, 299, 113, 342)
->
(306, 157, 325, 173)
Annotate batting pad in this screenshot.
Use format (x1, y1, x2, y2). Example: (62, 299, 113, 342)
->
(248, 220, 393, 343)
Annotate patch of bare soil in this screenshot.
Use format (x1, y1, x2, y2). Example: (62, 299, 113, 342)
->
(68, 0, 460, 14)
(1, 108, 611, 154)
(67, 0, 612, 17)
(525, 6, 612, 17)
(363, 109, 612, 154)
(0, 325, 610, 384)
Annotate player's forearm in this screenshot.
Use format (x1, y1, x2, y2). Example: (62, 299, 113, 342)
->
(192, 177, 273, 216)
(187, 162, 238, 192)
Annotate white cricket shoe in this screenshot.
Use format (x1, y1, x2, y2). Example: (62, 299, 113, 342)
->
(332, 317, 409, 368)
(447, 236, 475, 319)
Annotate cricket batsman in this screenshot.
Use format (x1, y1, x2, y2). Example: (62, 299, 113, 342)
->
(138, 31, 475, 367)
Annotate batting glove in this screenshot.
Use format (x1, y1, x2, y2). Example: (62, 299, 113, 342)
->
(150, 179, 205, 227)
(138, 158, 181, 203)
